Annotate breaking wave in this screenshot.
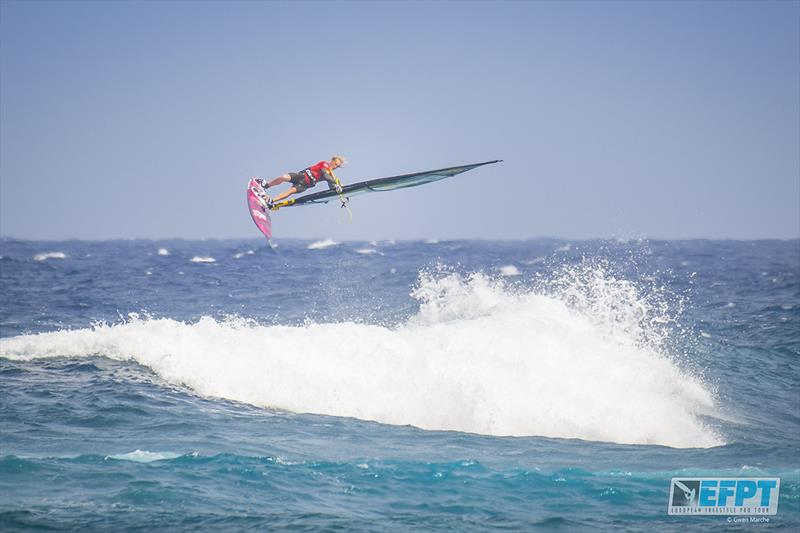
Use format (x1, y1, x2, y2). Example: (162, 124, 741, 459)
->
(0, 264, 721, 448)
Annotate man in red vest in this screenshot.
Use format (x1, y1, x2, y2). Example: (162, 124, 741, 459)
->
(257, 155, 345, 210)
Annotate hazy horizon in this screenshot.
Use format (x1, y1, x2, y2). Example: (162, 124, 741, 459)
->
(3, 235, 799, 244)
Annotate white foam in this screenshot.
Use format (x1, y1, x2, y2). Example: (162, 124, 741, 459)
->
(106, 450, 181, 463)
(523, 257, 545, 265)
(157, 248, 170, 256)
(233, 250, 255, 259)
(355, 248, 381, 255)
(496, 264, 520, 277)
(424, 238, 440, 244)
(34, 252, 67, 261)
(0, 268, 722, 448)
(307, 239, 338, 250)
(190, 256, 216, 263)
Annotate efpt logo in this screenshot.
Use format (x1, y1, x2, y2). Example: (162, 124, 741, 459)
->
(668, 477, 780, 515)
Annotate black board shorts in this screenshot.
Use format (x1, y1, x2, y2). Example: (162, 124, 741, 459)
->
(289, 172, 309, 193)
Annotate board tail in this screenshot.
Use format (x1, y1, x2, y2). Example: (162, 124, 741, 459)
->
(247, 178, 273, 240)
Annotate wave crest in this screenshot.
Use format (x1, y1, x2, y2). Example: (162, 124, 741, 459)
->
(0, 266, 721, 448)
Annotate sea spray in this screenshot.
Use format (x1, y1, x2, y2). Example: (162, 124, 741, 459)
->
(540, 258, 684, 351)
(0, 267, 721, 448)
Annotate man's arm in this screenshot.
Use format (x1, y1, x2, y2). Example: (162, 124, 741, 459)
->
(323, 169, 343, 192)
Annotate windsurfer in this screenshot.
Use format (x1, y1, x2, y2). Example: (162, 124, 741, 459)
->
(257, 155, 346, 209)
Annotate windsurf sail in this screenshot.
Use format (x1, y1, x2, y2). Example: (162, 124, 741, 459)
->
(276, 160, 501, 208)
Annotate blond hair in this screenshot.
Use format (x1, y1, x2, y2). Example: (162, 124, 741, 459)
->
(331, 154, 347, 166)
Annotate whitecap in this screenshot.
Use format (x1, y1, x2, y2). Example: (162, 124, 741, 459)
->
(496, 264, 520, 277)
(355, 248, 381, 255)
(523, 257, 545, 265)
(307, 239, 338, 250)
(107, 450, 181, 463)
(34, 252, 67, 261)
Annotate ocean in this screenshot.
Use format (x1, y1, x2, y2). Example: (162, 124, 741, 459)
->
(0, 237, 798, 531)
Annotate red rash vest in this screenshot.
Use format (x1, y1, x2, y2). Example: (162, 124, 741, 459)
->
(302, 161, 331, 184)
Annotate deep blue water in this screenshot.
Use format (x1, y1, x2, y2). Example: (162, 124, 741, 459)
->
(1, 238, 798, 531)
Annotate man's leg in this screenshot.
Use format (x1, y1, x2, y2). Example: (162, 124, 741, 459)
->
(271, 186, 298, 203)
(267, 174, 292, 188)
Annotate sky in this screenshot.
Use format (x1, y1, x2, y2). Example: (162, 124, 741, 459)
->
(1, 0, 798, 241)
